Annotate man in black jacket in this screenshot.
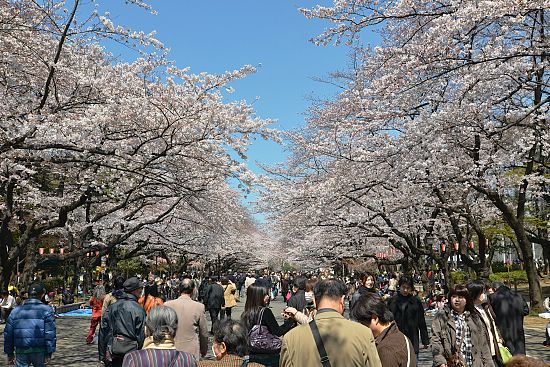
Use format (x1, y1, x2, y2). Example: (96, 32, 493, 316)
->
(99, 277, 145, 367)
(489, 281, 529, 355)
(387, 276, 429, 361)
(283, 276, 307, 329)
(203, 277, 225, 333)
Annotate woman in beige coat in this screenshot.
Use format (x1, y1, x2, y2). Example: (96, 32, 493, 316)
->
(431, 285, 494, 367)
(221, 278, 237, 319)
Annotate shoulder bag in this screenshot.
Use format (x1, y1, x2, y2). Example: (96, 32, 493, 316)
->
(248, 307, 282, 354)
(446, 327, 466, 367)
(403, 334, 411, 367)
(111, 334, 139, 357)
(498, 343, 512, 365)
(309, 319, 331, 367)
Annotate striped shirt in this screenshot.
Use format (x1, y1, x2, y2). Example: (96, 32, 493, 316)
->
(122, 349, 197, 367)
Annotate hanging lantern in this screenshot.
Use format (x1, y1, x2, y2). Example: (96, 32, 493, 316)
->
(60, 248, 64, 255)
(49, 248, 55, 254)
(38, 248, 44, 255)
(454, 242, 459, 251)
(86, 252, 90, 257)
(96, 250, 100, 257)
(441, 243, 446, 252)
(469, 241, 474, 250)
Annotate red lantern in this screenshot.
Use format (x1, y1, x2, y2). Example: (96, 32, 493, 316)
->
(441, 243, 446, 252)
(469, 241, 474, 250)
(38, 248, 44, 255)
(454, 242, 459, 251)
(86, 252, 90, 257)
(96, 250, 100, 257)
(49, 248, 55, 254)
(60, 248, 64, 255)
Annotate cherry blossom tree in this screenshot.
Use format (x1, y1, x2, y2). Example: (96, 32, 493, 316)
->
(294, 0, 549, 310)
(0, 0, 270, 288)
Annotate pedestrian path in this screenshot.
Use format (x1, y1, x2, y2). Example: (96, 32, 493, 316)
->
(1, 297, 548, 366)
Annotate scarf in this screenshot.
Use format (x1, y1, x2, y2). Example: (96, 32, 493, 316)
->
(452, 310, 473, 367)
(142, 335, 176, 350)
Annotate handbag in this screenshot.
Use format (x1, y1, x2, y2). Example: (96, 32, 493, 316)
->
(498, 343, 512, 365)
(111, 334, 139, 357)
(248, 307, 282, 354)
(447, 326, 466, 367)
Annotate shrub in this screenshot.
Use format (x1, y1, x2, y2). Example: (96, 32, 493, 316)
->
(489, 270, 528, 286)
(451, 271, 467, 285)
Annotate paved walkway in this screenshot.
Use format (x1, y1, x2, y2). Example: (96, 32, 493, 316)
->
(1, 297, 549, 366)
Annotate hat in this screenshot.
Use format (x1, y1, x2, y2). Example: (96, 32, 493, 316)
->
(28, 282, 46, 297)
(123, 277, 143, 292)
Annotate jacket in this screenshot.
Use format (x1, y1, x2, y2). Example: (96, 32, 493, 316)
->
(164, 295, 209, 359)
(138, 295, 164, 315)
(474, 303, 503, 364)
(98, 291, 146, 361)
(222, 282, 237, 309)
(90, 296, 103, 319)
(3, 298, 56, 356)
(283, 290, 307, 329)
(204, 283, 225, 310)
(430, 307, 494, 367)
(489, 286, 529, 355)
(387, 294, 429, 353)
(375, 322, 416, 367)
(280, 309, 382, 367)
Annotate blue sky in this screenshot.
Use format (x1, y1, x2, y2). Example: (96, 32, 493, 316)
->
(98, 1, 359, 220)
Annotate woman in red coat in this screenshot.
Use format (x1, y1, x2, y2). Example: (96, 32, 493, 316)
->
(86, 284, 106, 344)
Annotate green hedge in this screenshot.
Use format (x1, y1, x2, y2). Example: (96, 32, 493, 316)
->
(451, 271, 467, 285)
(489, 270, 528, 284)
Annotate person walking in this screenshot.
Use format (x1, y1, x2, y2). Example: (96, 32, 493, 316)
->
(203, 277, 225, 333)
(122, 306, 197, 367)
(4, 282, 56, 367)
(280, 279, 382, 367)
(220, 277, 237, 319)
(164, 278, 208, 360)
(241, 284, 293, 367)
(489, 282, 529, 355)
(350, 272, 378, 309)
(431, 285, 494, 367)
(86, 284, 106, 345)
(138, 283, 164, 315)
(100, 277, 146, 367)
(467, 281, 506, 366)
(387, 276, 429, 362)
(0, 290, 17, 324)
(352, 292, 416, 367)
(282, 276, 307, 330)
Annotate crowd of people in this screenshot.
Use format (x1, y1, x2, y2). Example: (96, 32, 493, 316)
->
(1, 270, 549, 367)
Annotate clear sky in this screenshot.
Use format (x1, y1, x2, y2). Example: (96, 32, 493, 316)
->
(98, 1, 357, 220)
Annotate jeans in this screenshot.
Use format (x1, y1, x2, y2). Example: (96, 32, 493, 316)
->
(16, 353, 45, 367)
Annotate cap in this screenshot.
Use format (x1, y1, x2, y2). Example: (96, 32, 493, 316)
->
(28, 282, 46, 297)
(123, 277, 143, 292)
